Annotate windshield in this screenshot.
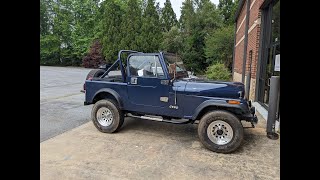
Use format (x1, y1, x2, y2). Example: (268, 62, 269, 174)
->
(163, 53, 187, 73)
(163, 53, 188, 79)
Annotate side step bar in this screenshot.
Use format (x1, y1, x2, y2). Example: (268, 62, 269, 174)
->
(126, 113, 192, 124)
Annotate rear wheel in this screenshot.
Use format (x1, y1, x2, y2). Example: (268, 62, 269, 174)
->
(86, 69, 106, 80)
(198, 110, 243, 153)
(91, 99, 124, 133)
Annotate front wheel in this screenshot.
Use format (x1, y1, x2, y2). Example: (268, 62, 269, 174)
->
(91, 99, 124, 133)
(198, 110, 244, 153)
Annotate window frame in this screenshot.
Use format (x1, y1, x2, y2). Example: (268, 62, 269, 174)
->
(127, 54, 166, 79)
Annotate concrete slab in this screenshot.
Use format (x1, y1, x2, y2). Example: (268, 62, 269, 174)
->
(41, 112, 280, 180)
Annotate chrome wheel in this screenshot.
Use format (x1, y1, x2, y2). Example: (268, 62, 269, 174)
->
(96, 107, 113, 127)
(207, 120, 234, 145)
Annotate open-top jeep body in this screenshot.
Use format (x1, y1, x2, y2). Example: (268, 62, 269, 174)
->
(84, 50, 258, 153)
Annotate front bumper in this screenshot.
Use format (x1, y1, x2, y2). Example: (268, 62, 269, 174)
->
(241, 113, 258, 123)
(241, 101, 258, 124)
(251, 113, 258, 123)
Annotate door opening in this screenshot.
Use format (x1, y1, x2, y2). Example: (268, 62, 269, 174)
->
(257, 0, 280, 108)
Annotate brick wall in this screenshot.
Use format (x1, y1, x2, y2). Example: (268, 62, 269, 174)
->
(235, 1, 247, 44)
(233, 0, 265, 100)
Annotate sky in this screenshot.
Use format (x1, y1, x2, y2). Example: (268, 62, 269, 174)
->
(156, 0, 220, 19)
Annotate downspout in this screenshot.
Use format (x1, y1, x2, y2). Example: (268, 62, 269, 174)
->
(241, 0, 251, 83)
(231, 21, 237, 80)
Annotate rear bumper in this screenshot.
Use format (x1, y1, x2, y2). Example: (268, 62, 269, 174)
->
(81, 90, 89, 105)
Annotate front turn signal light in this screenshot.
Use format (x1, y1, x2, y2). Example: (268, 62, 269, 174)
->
(228, 100, 241, 105)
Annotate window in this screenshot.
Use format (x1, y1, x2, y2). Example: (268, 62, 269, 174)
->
(128, 55, 164, 78)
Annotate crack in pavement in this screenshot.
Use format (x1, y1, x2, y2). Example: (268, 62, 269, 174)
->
(40, 82, 82, 89)
(40, 93, 83, 104)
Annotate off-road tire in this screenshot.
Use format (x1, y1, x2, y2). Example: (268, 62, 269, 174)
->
(86, 69, 106, 80)
(198, 110, 244, 153)
(91, 99, 124, 133)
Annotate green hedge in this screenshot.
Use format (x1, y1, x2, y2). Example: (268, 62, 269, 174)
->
(205, 62, 231, 81)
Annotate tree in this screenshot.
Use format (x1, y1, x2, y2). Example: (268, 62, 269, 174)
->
(100, 0, 124, 61)
(40, 0, 50, 36)
(196, 0, 222, 34)
(39, 0, 238, 70)
(71, 0, 100, 65)
(52, 0, 73, 48)
(179, 0, 195, 32)
(161, 26, 183, 54)
(82, 40, 105, 68)
(119, 0, 143, 51)
(180, 0, 222, 72)
(161, 0, 178, 32)
(140, 0, 162, 52)
(40, 34, 61, 65)
(179, 0, 198, 71)
(155, 2, 162, 17)
(193, 0, 222, 71)
(40, 0, 58, 65)
(218, 0, 238, 25)
(204, 24, 234, 70)
(205, 62, 231, 81)
(49, 0, 75, 65)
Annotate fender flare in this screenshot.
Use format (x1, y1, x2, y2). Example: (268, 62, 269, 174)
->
(93, 88, 123, 109)
(191, 99, 249, 120)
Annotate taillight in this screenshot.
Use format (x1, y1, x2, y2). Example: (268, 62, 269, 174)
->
(83, 77, 92, 91)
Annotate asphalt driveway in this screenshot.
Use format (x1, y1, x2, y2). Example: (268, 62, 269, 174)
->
(40, 66, 93, 142)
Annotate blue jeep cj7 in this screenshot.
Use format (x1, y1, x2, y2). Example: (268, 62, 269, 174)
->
(83, 50, 258, 153)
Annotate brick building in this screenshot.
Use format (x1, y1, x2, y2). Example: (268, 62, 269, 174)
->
(233, 0, 280, 113)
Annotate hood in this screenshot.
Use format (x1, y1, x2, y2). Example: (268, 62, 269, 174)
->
(182, 78, 245, 99)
